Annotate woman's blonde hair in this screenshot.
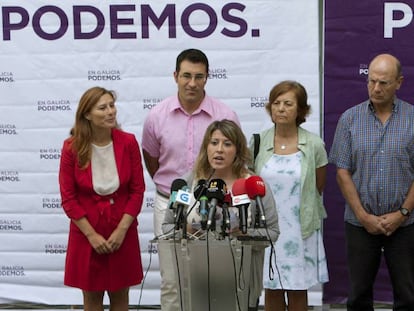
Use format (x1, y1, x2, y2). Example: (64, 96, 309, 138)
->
(193, 119, 251, 180)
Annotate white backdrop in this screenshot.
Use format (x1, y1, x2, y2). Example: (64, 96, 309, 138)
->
(0, 0, 321, 306)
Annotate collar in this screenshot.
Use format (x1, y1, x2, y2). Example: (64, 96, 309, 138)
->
(263, 126, 307, 151)
(368, 98, 398, 114)
(170, 93, 213, 117)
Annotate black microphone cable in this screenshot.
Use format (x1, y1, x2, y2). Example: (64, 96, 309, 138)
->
(258, 206, 283, 290)
(171, 190, 202, 311)
(172, 225, 184, 311)
(172, 169, 216, 310)
(206, 230, 212, 311)
(148, 222, 186, 310)
(135, 240, 155, 310)
(227, 236, 243, 311)
(267, 236, 283, 290)
(205, 228, 244, 311)
(194, 170, 216, 311)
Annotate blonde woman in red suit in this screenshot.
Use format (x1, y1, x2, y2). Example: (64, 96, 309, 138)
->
(59, 87, 145, 311)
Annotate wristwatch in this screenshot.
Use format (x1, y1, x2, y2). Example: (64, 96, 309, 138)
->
(399, 207, 411, 217)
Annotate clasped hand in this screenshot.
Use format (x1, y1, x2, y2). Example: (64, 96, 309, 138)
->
(87, 228, 127, 254)
(361, 211, 406, 236)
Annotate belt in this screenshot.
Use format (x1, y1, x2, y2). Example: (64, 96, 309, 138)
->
(156, 189, 169, 199)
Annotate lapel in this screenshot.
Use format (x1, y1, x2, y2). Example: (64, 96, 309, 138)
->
(111, 128, 125, 183)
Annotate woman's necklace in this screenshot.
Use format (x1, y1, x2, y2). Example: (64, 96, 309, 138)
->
(276, 138, 289, 150)
(275, 128, 298, 151)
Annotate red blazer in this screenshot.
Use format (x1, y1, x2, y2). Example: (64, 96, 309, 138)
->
(59, 128, 145, 234)
(59, 128, 145, 290)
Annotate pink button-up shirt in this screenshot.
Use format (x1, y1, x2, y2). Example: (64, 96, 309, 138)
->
(142, 94, 240, 194)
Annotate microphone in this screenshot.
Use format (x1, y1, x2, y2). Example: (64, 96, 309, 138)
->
(232, 179, 251, 234)
(194, 179, 207, 199)
(194, 179, 208, 230)
(168, 179, 187, 210)
(221, 193, 232, 232)
(245, 175, 267, 227)
(173, 185, 191, 230)
(205, 179, 226, 231)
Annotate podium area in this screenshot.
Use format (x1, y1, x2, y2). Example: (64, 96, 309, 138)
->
(157, 237, 269, 311)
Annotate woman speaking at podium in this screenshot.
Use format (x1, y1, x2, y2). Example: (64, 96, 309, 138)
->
(162, 119, 279, 311)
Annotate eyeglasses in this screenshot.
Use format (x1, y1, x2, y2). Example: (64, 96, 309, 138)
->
(367, 78, 395, 88)
(179, 73, 207, 83)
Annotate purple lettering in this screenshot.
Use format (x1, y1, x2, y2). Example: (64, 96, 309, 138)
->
(32, 6, 68, 40)
(1, 3, 252, 41)
(2, 6, 29, 40)
(221, 3, 247, 37)
(110, 5, 136, 39)
(141, 4, 176, 38)
(73, 6, 105, 39)
(181, 3, 217, 38)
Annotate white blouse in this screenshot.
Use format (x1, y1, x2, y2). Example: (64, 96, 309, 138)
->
(91, 142, 120, 195)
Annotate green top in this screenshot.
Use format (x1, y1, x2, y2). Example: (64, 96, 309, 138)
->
(250, 126, 328, 238)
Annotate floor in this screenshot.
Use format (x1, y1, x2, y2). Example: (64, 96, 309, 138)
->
(0, 304, 393, 310)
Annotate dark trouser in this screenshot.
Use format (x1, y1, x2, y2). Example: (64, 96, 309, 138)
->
(345, 222, 414, 311)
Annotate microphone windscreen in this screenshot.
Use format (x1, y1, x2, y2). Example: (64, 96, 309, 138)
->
(223, 193, 232, 205)
(205, 179, 226, 202)
(170, 178, 187, 194)
(193, 179, 207, 198)
(245, 175, 266, 198)
(232, 178, 247, 196)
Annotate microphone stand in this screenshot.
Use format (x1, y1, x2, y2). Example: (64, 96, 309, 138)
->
(254, 209, 261, 228)
(182, 208, 187, 239)
(221, 206, 230, 238)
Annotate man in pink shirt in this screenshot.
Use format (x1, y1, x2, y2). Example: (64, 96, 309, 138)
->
(142, 49, 240, 238)
(141, 48, 240, 310)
